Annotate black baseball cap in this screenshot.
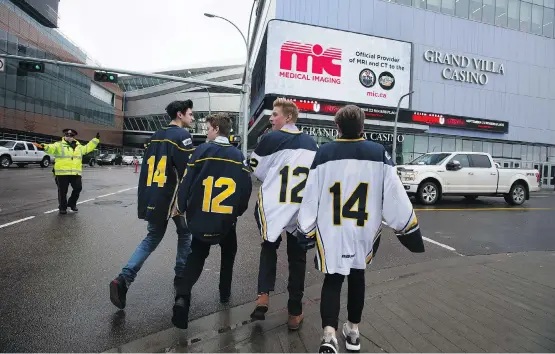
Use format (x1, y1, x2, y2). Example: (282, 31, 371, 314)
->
(62, 129, 78, 136)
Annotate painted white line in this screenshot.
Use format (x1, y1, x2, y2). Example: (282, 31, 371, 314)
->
(0, 216, 35, 229)
(77, 198, 95, 205)
(117, 187, 135, 193)
(97, 192, 117, 198)
(44, 209, 59, 214)
(422, 236, 456, 252)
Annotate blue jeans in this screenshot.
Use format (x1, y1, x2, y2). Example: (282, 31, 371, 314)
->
(120, 216, 192, 284)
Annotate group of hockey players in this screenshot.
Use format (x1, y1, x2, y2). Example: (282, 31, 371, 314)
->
(108, 97, 424, 353)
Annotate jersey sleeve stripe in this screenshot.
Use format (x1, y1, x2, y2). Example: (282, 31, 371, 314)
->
(296, 220, 316, 238)
(366, 226, 383, 264)
(242, 168, 251, 173)
(315, 227, 327, 273)
(257, 190, 268, 241)
(150, 139, 195, 152)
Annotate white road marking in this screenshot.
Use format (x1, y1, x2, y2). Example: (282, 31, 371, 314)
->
(0, 216, 35, 229)
(44, 209, 59, 214)
(77, 198, 95, 205)
(117, 187, 135, 193)
(97, 192, 117, 198)
(382, 221, 462, 256)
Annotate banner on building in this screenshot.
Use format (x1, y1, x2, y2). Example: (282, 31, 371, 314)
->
(265, 20, 413, 109)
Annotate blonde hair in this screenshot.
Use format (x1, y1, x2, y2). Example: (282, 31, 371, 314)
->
(273, 98, 299, 123)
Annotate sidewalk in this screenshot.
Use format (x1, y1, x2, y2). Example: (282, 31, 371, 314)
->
(106, 251, 555, 353)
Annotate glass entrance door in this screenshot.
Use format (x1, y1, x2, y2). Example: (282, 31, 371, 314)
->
(542, 164, 555, 187)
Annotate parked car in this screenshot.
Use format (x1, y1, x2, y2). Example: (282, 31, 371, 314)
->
(396, 152, 541, 206)
(82, 152, 98, 167)
(0, 140, 52, 168)
(121, 155, 136, 165)
(97, 153, 123, 166)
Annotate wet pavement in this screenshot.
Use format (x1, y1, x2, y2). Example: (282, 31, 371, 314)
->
(0, 166, 554, 352)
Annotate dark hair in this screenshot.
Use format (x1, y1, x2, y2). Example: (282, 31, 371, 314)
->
(165, 100, 193, 119)
(335, 105, 364, 139)
(206, 113, 232, 136)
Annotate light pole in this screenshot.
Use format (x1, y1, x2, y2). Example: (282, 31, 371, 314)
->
(204, 87, 211, 115)
(205, 13, 250, 156)
(392, 91, 414, 165)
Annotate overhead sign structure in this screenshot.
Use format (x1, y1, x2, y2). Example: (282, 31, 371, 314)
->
(265, 20, 413, 109)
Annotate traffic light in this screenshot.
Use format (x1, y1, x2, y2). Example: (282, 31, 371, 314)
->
(94, 71, 118, 83)
(19, 61, 44, 72)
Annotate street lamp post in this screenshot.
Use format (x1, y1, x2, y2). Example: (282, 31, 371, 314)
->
(392, 91, 415, 164)
(204, 13, 250, 156)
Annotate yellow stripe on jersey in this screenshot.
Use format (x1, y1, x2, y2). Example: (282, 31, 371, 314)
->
(150, 139, 195, 152)
(257, 190, 268, 241)
(315, 229, 326, 272)
(193, 157, 243, 165)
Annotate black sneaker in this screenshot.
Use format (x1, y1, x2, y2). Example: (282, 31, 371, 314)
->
(70, 206, 78, 212)
(109, 276, 128, 309)
(172, 296, 190, 329)
(342, 322, 361, 351)
(319, 333, 338, 353)
(59, 209, 67, 215)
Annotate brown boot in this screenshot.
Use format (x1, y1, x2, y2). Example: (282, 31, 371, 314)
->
(250, 293, 269, 320)
(287, 312, 304, 330)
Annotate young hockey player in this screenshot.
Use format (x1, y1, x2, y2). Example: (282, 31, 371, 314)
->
(297, 105, 425, 353)
(249, 98, 318, 330)
(110, 100, 195, 310)
(172, 113, 252, 329)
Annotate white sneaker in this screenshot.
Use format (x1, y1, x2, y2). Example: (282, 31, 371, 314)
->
(342, 322, 361, 351)
(319, 332, 338, 353)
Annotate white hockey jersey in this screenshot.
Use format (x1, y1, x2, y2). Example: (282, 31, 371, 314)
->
(249, 127, 318, 242)
(297, 137, 424, 275)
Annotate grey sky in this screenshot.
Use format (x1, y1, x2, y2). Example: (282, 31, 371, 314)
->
(57, 0, 253, 72)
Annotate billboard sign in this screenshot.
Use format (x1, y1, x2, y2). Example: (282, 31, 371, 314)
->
(265, 20, 413, 109)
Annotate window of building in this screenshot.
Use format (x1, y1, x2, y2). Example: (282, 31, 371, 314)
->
(428, 0, 442, 11)
(414, 136, 429, 153)
(442, 138, 456, 151)
(470, 0, 484, 20)
(520, 1, 532, 31)
(492, 143, 503, 157)
(533, 0, 543, 4)
(429, 136, 442, 152)
(470, 154, 493, 167)
(531, 4, 544, 33)
(398, 0, 412, 5)
(442, 0, 456, 14)
(546, 0, 555, 7)
(503, 143, 513, 157)
(463, 139, 473, 151)
(402, 135, 415, 153)
(472, 140, 483, 152)
(512, 144, 521, 158)
(456, 0, 471, 17)
(544, 7, 554, 36)
(482, 142, 493, 155)
(508, 0, 521, 28)
(483, 0, 496, 22)
(496, 0, 509, 25)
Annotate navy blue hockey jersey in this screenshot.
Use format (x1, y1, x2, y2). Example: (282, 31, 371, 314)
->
(176, 137, 252, 244)
(138, 125, 194, 222)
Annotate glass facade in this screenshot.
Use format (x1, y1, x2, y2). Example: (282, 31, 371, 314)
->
(385, 0, 555, 37)
(124, 111, 240, 135)
(0, 0, 119, 129)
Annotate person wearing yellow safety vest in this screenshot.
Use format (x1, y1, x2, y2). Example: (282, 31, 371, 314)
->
(33, 129, 100, 214)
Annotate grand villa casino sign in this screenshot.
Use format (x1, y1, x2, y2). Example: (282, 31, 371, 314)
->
(424, 50, 505, 85)
(297, 125, 405, 143)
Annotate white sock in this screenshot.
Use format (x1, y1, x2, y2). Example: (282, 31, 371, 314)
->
(347, 321, 359, 332)
(323, 326, 336, 339)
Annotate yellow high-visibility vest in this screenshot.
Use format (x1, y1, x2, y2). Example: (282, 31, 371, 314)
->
(43, 138, 99, 176)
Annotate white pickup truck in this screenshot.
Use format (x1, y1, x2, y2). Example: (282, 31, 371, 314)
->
(0, 139, 52, 168)
(396, 152, 541, 205)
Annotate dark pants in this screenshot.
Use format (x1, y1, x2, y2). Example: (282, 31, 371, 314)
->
(174, 224, 238, 301)
(257, 231, 307, 316)
(56, 175, 82, 210)
(321, 268, 365, 330)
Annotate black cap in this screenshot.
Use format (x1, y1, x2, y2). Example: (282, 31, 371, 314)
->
(62, 129, 78, 136)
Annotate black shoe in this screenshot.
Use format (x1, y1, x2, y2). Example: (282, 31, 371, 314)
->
(70, 206, 78, 212)
(319, 334, 338, 353)
(172, 296, 190, 329)
(59, 209, 67, 215)
(109, 276, 128, 309)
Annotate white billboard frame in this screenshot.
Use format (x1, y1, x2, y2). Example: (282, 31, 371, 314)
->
(264, 20, 414, 109)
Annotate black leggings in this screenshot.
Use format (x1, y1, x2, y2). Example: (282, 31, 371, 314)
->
(320, 268, 365, 330)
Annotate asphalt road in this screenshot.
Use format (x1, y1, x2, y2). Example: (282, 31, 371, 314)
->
(0, 166, 554, 352)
